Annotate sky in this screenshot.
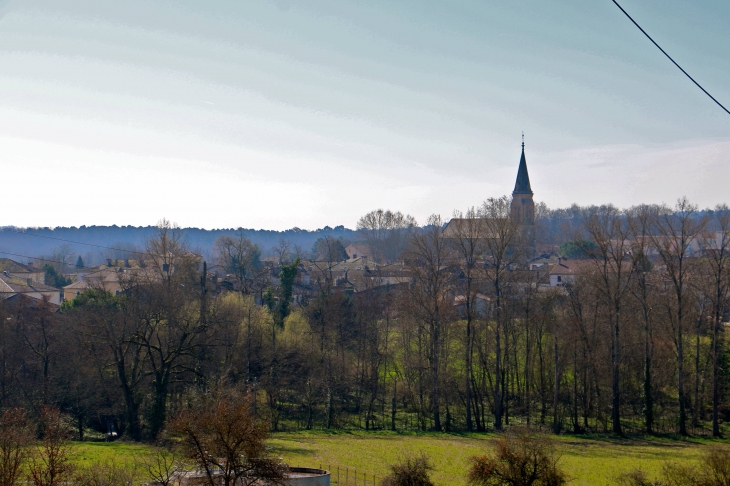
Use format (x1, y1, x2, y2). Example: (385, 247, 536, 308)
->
(0, 0, 728, 230)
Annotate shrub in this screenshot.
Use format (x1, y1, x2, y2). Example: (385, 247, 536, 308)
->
(74, 461, 137, 486)
(467, 429, 568, 486)
(0, 408, 33, 486)
(615, 469, 666, 486)
(381, 453, 434, 486)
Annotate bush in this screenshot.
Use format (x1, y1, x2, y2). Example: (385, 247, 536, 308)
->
(74, 462, 136, 486)
(467, 429, 568, 486)
(0, 408, 33, 486)
(380, 453, 434, 486)
(616, 446, 730, 486)
(616, 469, 666, 486)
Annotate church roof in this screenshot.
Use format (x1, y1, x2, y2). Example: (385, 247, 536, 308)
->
(513, 145, 533, 195)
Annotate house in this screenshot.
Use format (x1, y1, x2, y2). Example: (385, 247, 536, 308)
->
(548, 258, 584, 287)
(0, 273, 61, 305)
(0, 258, 45, 285)
(345, 244, 372, 261)
(62, 267, 130, 301)
(453, 293, 490, 316)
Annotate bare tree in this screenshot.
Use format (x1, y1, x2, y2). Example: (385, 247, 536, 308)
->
(651, 198, 708, 435)
(583, 205, 635, 435)
(357, 209, 416, 263)
(169, 388, 287, 486)
(214, 231, 261, 294)
(403, 214, 453, 430)
(479, 196, 524, 430)
(448, 207, 487, 431)
(628, 204, 661, 434)
(139, 447, 187, 486)
(698, 205, 730, 437)
(0, 409, 32, 486)
(28, 408, 74, 486)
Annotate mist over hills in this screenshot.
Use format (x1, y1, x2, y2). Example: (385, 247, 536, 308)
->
(0, 224, 358, 266)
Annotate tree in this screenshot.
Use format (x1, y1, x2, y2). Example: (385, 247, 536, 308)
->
(582, 205, 634, 435)
(403, 214, 453, 431)
(28, 408, 74, 486)
(169, 388, 286, 486)
(75, 256, 85, 269)
(311, 236, 347, 263)
(0, 409, 32, 486)
(651, 198, 708, 435)
(628, 204, 660, 435)
(479, 196, 524, 430)
(357, 209, 416, 263)
(214, 232, 261, 295)
(448, 207, 487, 431)
(699, 205, 730, 437)
(467, 430, 568, 486)
(43, 265, 69, 289)
(381, 453, 434, 486)
(65, 289, 146, 441)
(134, 219, 209, 439)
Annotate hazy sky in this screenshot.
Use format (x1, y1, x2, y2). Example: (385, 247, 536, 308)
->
(1, 0, 728, 230)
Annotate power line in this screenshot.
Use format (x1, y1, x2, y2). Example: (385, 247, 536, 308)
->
(611, 0, 730, 116)
(0, 250, 90, 268)
(0, 227, 150, 256)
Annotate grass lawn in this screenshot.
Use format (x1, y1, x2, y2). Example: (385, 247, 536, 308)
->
(71, 441, 155, 469)
(268, 431, 727, 486)
(67, 432, 728, 485)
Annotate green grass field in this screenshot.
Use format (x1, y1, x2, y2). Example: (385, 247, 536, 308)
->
(69, 432, 727, 486)
(268, 431, 723, 486)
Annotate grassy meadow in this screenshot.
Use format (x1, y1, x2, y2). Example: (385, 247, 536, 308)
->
(68, 431, 728, 486)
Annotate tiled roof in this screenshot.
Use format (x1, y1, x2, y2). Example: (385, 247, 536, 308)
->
(0, 258, 36, 274)
(0, 275, 58, 293)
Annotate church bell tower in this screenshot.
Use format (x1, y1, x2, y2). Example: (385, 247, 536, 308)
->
(511, 135, 536, 256)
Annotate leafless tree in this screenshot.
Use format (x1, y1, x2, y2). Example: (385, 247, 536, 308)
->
(651, 197, 708, 435)
(583, 205, 635, 435)
(403, 214, 453, 430)
(169, 388, 287, 486)
(698, 204, 730, 436)
(357, 209, 416, 263)
(479, 196, 524, 430)
(214, 231, 261, 294)
(28, 408, 74, 486)
(0, 408, 32, 486)
(628, 204, 661, 434)
(448, 207, 487, 431)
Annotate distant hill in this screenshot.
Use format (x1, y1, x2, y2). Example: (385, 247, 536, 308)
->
(0, 225, 359, 267)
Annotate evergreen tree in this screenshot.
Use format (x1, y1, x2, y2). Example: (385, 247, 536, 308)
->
(75, 255, 85, 269)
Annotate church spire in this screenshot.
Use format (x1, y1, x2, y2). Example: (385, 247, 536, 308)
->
(513, 134, 533, 195)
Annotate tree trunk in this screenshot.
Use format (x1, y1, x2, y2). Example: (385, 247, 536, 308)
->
(612, 312, 622, 435)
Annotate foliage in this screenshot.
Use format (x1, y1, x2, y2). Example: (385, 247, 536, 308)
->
(467, 430, 568, 486)
(43, 264, 70, 288)
(558, 240, 598, 259)
(381, 453, 435, 486)
(75, 256, 85, 269)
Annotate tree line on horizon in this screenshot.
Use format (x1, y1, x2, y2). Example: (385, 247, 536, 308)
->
(2, 197, 730, 442)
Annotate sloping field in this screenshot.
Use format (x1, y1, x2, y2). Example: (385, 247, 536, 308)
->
(268, 431, 721, 486)
(69, 431, 726, 485)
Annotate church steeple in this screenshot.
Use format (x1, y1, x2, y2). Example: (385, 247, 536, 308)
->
(513, 134, 533, 195)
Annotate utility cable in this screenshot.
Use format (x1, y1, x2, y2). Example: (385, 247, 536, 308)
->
(0, 251, 91, 268)
(612, 0, 730, 116)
